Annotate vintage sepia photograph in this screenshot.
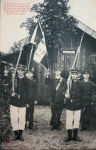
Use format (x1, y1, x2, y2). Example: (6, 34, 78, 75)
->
(0, 0, 96, 149)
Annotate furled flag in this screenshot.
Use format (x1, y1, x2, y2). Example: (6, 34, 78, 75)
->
(30, 22, 48, 69)
(66, 32, 85, 95)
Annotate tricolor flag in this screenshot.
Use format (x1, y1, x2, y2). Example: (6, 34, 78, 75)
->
(30, 22, 48, 69)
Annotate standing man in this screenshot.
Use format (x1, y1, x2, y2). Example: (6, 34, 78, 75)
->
(25, 68, 37, 130)
(64, 69, 83, 142)
(80, 70, 96, 131)
(2, 66, 12, 101)
(48, 69, 68, 130)
(10, 65, 27, 141)
(77, 70, 83, 81)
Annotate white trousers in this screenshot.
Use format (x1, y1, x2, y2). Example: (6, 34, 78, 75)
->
(10, 105, 26, 131)
(66, 109, 81, 130)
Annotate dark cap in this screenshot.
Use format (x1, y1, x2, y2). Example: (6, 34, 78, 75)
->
(17, 64, 27, 72)
(10, 66, 15, 73)
(83, 70, 90, 74)
(78, 70, 82, 74)
(71, 69, 78, 74)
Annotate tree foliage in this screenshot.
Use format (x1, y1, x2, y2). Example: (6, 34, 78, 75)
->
(21, 0, 77, 53)
(9, 42, 20, 53)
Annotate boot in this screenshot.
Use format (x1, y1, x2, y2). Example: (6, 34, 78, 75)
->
(73, 129, 81, 141)
(29, 125, 34, 130)
(50, 125, 57, 131)
(64, 130, 72, 142)
(80, 127, 87, 131)
(55, 123, 62, 131)
(12, 131, 19, 141)
(19, 130, 24, 141)
(56, 120, 62, 128)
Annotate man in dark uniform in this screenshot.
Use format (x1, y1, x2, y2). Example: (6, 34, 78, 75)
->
(80, 70, 96, 131)
(46, 69, 68, 130)
(2, 66, 12, 101)
(64, 69, 83, 142)
(77, 70, 83, 81)
(25, 68, 37, 130)
(10, 65, 28, 141)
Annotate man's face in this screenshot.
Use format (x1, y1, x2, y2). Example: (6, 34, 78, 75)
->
(46, 71, 50, 78)
(26, 72, 33, 79)
(78, 72, 81, 78)
(17, 69, 24, 77)
(83, 74, 89, 80)
(55, 70, 61, 79)
(71, 73, 78, 80)
(4, 69, 9, 76)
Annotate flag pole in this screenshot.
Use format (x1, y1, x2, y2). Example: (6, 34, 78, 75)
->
(28, 45, 34, 69)
(66, 32, 85, 95)
(71, 32, 85, 69)
(12, 42, 24, 92)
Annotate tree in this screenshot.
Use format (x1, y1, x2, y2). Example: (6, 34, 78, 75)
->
(21, 0, 77, 44)
(21, 0, 77, 74)
(9, 42, 20, 53)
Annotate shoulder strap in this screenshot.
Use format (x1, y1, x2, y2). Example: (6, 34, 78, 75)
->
(56, 77, 63, 91)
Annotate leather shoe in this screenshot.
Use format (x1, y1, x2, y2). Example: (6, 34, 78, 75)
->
(80, 128, 86, 131)
(56, 126, 62, 131)
(12, 136, 19, 141)
(64, 137, 72, 142)
(50, 126, 56, 131)
(72, 137, 81, 142)
(29, 126, 34, 130)
(19, 136, 24, 141)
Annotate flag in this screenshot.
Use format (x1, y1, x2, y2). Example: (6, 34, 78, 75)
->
(33, 36, 48, 69)
(31, 23, 48, 69)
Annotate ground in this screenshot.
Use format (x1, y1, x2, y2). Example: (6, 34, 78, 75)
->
(1, 106, 96, 150)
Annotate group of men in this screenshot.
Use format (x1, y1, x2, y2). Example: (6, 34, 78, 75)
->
(1, 64, 96, 142)
(2, 64, 37, 141)
(64, 69, 95, 142)
(45, 68, 96, 142)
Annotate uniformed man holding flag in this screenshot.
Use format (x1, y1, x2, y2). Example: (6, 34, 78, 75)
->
(64, 69, 83, 142)
(10, 65, 28, 141)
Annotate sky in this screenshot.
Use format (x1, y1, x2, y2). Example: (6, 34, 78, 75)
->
(1, 0, 96, 53)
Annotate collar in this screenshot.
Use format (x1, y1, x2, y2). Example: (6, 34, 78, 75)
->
(72, 79, 78, 83)
(18, 75, 24, 79)
(84, 79, 89, 83)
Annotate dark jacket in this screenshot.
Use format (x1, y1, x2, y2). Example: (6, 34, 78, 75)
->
(54, 79, 67, 104)
(26, 77, 37, 105)
(10, 76, 27, 107)
(83, 80, 96, 106)
(66, 80, 83, 110)
(2, 73, 12, 89)
(45, 78, 67, 108)
(45, 77, 53, 102)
